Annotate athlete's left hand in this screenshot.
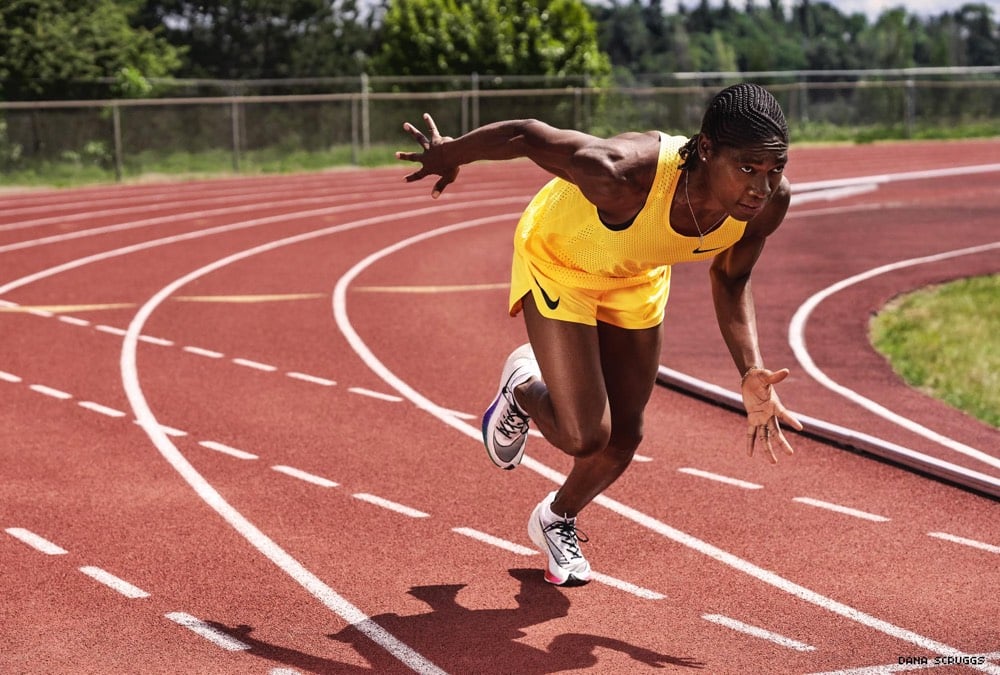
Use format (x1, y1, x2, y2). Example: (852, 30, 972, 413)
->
(741, 367, 803, 463)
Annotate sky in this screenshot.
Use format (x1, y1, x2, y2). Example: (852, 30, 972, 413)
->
(662, 0, 999, 19)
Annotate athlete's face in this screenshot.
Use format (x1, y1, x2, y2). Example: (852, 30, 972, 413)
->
(701, 136, 788, 222)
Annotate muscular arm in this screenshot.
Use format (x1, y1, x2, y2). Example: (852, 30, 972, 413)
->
(397, 114, 655, 220)
(709, 176, 790, 374)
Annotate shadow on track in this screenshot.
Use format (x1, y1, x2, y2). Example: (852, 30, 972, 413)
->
(206, 569, 703, 673)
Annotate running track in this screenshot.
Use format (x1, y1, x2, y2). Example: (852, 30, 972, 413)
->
(2, 139, 998, 675)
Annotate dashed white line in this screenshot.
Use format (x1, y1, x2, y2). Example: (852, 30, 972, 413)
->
(0, 370, 22, 383)
(138, 335, 175, 347)
(58, 315, 90, 327)
(199, 440, 258, 460)
(95, 324, 127, 336)
(79, 566, 150, 599)
(232, 357, 278, 372)
(286, 371, 336, 386)
(927, 531, 1000, 554)
(5, 528, 68, 555)
(702, 614, 816, 651)
(589, 571, 665, 600)
(271, 465, 339, 487)
(78, 401, 127, 418)
(29, 384, 72, 400)
(353, 493, 429, 518)
(348, 387, 404, 402)
(451, 527, 539, 556)
(678, 467, 764, 489)
(165, 612, 249, 651)
(183, 346, 224, 359)
(792, 497, 890, 522)
(26, 309, 54, 318)
(135, 420, 187, 437)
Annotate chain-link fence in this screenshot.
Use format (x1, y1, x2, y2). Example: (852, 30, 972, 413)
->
(2, 67, 998, 181)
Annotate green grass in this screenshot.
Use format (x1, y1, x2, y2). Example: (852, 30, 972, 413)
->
(0, 144, 401, 188)
(870, 275, 1000, 428)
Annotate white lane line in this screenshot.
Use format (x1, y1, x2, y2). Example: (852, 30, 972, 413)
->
(58, 315, 91, 327)
(79, 566, 150, 599)
(793, 497, 890, 523)
(165, 612, 250, 651)
(788, 241, 1000, 472)
(286, 372, 336, 386)
(927, 532, 1000, 554)
(78, 401, 127, 418)
(353, 493, 429, 518)
(348, 387, 404, 402)
(138, 335, 174, 347)
(134, 420, 187, 437)
(27, 308, 54, 318)
(632, 453, 654, 463)
(449, 527, 663, 599)
(29, 384, 72, 400)
(0, 370, 22, 383)
(119, 204, 520, 674)
(589, 571, 666, 600)
(95, 324, 128, 336)
(183, 346, 224, 359)
(333, 214, 1000, 675)
(678, 467, 764, 490)
(232, 357, 278, 372)
(451, 527, 539, 556)
(5, 528, 68, 555)
(271, 465, 339, 488)
(702, 613, 816, 651)
(199, 441, 258, 461)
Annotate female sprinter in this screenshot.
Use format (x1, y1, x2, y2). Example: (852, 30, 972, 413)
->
(397, 83, 803, 587)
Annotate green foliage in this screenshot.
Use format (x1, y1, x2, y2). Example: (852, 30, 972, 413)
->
(0, 0, 182, 100)
(870, 276, 1000, 428)
(371, 0, 611, 78)
(134, 0, 377, 79)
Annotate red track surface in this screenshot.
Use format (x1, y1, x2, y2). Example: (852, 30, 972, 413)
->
(2, 139, 998, 675)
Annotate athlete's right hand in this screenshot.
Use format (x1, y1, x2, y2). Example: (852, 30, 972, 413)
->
(396, 113, 460, 198)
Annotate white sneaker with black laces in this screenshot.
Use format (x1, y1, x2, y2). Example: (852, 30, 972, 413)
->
(527, 491, 591, 586)
(481, 343, 540, 470)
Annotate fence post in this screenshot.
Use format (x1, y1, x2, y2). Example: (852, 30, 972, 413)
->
(111, 102, 124, 182)
(230, 98, 242, 173)
(471, 72, 480, 129)
(904, 78, 916, 138)
(361, 73, 370, 153)
(351, 95, 360, 165)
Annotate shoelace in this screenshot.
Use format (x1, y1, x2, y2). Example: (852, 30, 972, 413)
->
(496, 389, 529, 440)
(543, 520, 589, 563)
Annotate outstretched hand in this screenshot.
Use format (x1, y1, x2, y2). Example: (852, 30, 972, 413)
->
(395, 113, 459, 198)
(741, 367, 803, 463)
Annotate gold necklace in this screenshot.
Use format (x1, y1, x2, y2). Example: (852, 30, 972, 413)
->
(684, 171, 727, 248)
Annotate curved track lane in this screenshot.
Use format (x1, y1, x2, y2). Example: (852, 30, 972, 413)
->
(2, 140, 998, 674)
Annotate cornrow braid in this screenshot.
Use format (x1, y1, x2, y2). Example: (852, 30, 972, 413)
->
(678, 83, 788, 170)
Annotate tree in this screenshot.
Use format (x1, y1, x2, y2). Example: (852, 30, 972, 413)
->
(371, 0, 610, 79)
(0, 0, 182, 100)
(134, 0, 378, 79)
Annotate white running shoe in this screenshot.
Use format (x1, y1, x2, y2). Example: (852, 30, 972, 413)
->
(527, 491, 591, 586)
(481, 343, 540, 470)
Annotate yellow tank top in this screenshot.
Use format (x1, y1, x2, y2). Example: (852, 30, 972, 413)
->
(513, 133, 747, 291)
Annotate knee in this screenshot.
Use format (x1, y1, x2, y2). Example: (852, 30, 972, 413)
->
(558, 422, 611, 458)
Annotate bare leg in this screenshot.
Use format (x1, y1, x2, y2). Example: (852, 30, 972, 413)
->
(515, 293, 664, 517)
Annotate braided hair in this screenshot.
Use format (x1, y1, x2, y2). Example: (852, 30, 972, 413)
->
(679, 83, 788, 170)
